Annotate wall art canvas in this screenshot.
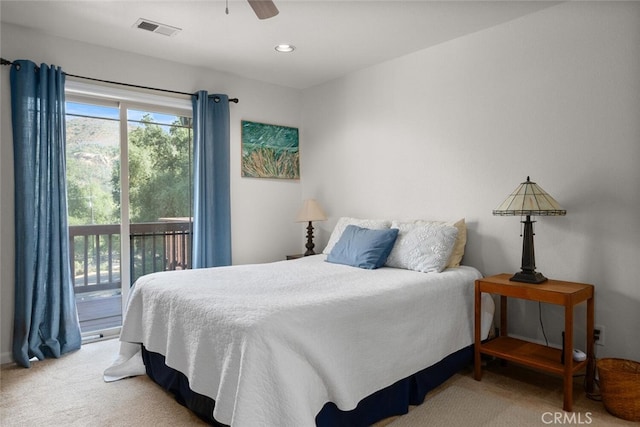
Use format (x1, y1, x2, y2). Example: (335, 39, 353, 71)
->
(241, 120, 299, 179)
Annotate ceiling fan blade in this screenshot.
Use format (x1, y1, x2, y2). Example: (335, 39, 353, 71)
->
(247, 0, 279, 20)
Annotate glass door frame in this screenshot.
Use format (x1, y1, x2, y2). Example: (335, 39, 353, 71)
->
(66, 79, 192, 339)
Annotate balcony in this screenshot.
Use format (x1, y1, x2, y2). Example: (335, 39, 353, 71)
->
(70, 221, 191, 332)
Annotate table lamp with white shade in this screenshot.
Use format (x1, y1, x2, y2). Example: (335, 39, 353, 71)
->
(493, 176, 566, 284)
(295, 199, 327, 256)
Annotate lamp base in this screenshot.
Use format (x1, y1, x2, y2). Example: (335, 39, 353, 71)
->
(510, 271, 548, 284)
(303, 221, 316, 257)
(510, 215, 548, 284)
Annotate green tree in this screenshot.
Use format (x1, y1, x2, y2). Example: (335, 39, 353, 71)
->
(67, 142, 119, 226)
(124, 114, 192, 223)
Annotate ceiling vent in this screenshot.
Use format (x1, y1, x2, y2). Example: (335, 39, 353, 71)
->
(133, 18, 181, 37)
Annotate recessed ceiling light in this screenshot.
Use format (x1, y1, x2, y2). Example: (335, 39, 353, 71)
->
(275, 44, 295, 53)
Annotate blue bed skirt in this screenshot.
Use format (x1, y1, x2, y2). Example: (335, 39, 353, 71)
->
(141, 344, 473, 426)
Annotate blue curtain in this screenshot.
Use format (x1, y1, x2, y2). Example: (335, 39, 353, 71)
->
(10, 60, 82, 368)
(191, 91, 231, 268)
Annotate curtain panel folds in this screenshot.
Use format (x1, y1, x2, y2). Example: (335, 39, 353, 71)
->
(10, 59, 81, 367)
(191, 91, 232, 268)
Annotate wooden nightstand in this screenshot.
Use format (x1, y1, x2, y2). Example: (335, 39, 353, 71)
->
(286, 254, 303, 260)
(474, 274, 595, 412)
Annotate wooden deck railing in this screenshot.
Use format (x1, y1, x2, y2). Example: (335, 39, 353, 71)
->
(69, 221, 192, 294)
(129, 221, 192, 284)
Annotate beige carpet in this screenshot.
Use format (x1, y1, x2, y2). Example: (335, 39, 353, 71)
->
(0, 338, 633, 426)
(385, 368, 633, 427)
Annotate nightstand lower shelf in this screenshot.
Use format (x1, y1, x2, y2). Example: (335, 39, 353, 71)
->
(480, 336, 588, 376)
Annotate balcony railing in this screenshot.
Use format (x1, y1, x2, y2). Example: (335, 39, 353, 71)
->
(129, 221, 192, 284)
(69, 221, 192, 295)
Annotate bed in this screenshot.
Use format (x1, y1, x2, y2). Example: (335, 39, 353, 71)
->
(107, 217, 495, 426)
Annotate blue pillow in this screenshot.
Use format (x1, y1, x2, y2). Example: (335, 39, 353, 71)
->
(326, 225, 399, 269)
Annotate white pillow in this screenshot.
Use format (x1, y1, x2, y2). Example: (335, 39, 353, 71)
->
(323, 217, 392, 255)
(385, 221, 458, 273)
(414, 218, 466, 268)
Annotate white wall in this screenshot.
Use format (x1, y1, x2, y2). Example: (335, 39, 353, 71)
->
(301, 2, 640, 360)
(0, 23, 304, 363)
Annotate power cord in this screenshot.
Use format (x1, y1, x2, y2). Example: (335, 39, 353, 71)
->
(538, 302, 549, 347)
(585, 336, 602, 402)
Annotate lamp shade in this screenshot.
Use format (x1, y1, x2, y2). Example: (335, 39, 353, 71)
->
(295, 199, 327, 222)
(493, 176, 566, 217)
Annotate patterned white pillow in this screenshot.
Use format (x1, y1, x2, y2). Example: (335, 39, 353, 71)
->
(414, 218, 466, 268)
(323, 217, 392, 255)
(385, 221, 458, 273)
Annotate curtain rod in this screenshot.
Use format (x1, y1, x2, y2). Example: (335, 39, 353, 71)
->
(1, 58, 239, 103)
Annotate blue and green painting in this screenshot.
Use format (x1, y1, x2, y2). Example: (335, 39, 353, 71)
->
(241, 120, 299, 179)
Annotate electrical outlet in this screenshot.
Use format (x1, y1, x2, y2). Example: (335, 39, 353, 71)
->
(594, 325, 605, 346)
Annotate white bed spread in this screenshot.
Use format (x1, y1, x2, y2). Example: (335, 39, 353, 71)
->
(115, 255, 494, 426)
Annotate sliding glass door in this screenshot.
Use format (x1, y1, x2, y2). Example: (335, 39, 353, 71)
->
(66, 95, 192, 338)
(126, 108, 193, 284)
(66, 100, 122, 336)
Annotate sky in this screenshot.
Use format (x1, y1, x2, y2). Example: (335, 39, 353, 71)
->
(66, 101, 184, 126)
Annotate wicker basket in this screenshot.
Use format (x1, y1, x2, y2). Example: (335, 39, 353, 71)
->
(597, 358, 640, 421)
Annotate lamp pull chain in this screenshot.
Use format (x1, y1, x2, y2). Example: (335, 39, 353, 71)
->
(519, 216, 524, 237)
